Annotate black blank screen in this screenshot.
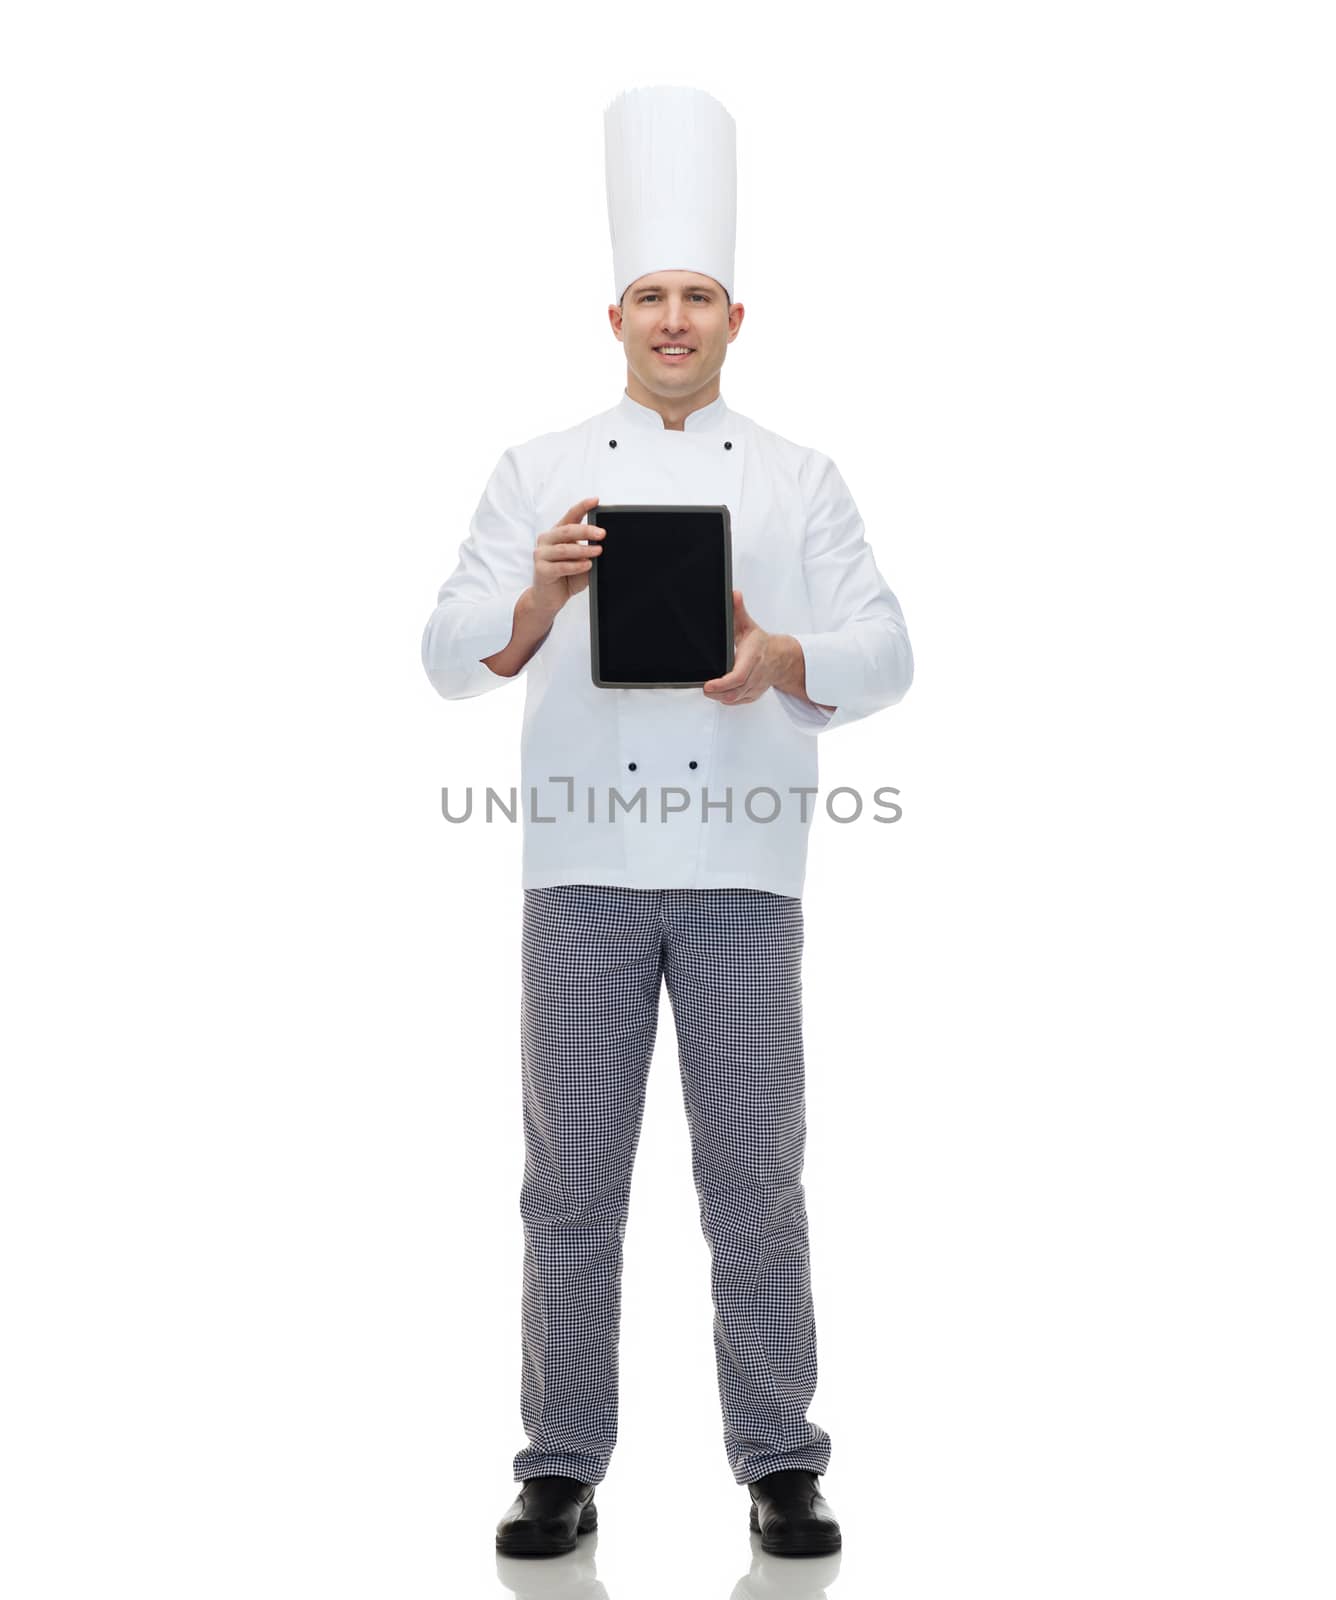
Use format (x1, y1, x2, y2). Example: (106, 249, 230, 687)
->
(591, 508, 729, 684)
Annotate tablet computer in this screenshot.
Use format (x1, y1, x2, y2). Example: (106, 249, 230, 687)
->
(586, 504, 734, 688)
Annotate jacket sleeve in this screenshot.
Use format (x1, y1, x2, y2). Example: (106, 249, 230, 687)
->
(420, 447, 545, 700)
(772, 451, 914, 735)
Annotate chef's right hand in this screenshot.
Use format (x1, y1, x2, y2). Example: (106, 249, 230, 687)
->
(532, 497, 604, 612)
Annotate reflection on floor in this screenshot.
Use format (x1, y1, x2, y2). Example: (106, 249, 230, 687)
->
(494, 1528, 842, 1600)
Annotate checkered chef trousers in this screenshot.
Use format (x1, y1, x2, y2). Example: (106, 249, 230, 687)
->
(511, 884, 833, 1487)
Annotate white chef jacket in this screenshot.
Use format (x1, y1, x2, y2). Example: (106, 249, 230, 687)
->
(421, 389, 913, 897)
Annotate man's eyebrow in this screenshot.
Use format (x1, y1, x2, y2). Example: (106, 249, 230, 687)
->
(633, 283, 716, 293)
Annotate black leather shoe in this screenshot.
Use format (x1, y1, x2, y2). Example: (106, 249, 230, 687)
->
(495, 1475, 598, 1558)
(747, 1468, 842, 1556)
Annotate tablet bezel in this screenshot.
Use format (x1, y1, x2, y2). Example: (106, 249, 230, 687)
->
(586, 504, 735, 689)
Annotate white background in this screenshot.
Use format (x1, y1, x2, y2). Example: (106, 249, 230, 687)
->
(3, 3, 1333, 1597)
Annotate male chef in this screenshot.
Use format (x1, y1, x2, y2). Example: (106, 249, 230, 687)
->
(421, 85, 913, 1559)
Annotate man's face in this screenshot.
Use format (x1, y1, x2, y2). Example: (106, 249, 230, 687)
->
(609, 270, 743, 400)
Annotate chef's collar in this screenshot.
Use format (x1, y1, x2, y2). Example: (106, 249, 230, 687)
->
(616, 389, 730, 433)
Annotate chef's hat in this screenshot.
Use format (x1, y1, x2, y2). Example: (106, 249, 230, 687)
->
(604, 85, 736, 305)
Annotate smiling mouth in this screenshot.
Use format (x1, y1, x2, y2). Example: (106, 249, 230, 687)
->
(654, 346, 695, 357)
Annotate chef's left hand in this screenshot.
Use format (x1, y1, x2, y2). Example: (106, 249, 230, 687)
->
(703, 590, 788, 705)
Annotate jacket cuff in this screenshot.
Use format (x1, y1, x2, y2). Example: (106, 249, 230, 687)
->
(457, 592, 526, 658)
(791, 630, 865, 707)
(773, 688, 836, 734)
(461, 589, 541, 687)
(427, 589, 532, 697)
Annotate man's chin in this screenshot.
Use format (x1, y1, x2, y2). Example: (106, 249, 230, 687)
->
(637, 360, 715, 393)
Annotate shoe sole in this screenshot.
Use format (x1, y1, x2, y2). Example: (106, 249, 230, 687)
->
(748, 1501, 842, 1556)
(496, 1500, 598, 1558)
